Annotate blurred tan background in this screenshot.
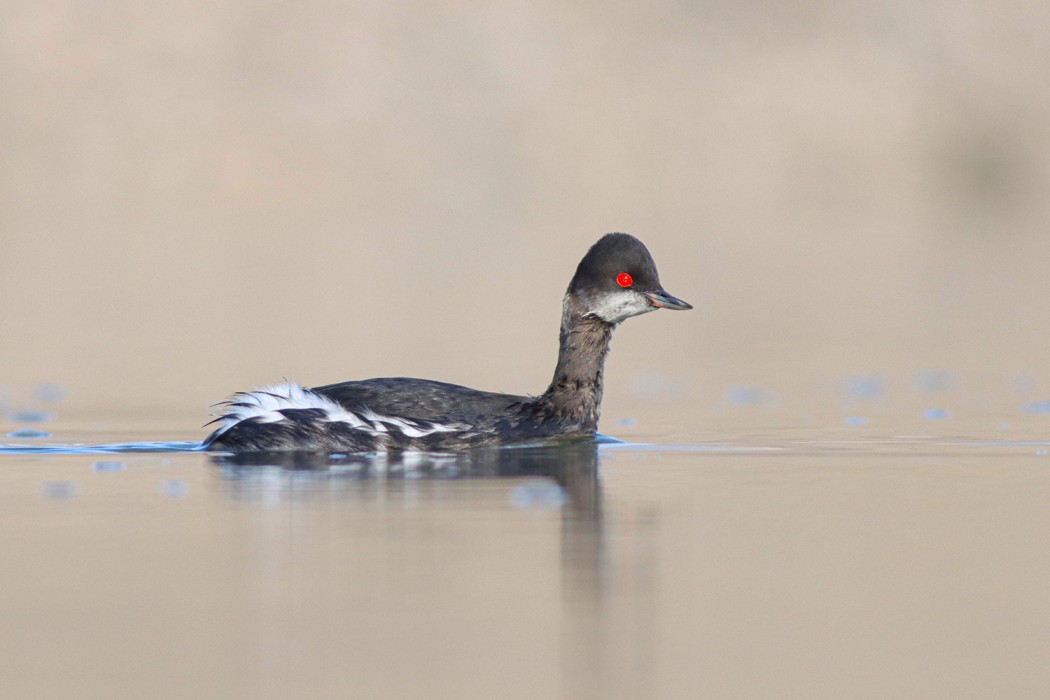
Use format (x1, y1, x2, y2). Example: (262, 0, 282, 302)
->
(2, 1, 1049, 427)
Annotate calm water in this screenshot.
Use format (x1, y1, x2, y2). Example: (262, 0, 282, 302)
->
(3, 385, 1050, 699)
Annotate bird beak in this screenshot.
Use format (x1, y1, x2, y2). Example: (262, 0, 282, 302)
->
(644, 289, 692, 310)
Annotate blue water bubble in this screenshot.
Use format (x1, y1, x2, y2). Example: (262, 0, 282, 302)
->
(92, 461, 126, 472)
(915, 371, 953, 393)
(1023, 400, 1050, 414)
(33, 384, 66, 403)
(922, 408, 949, 421)
(617, 417, 637, 427)
(510, 480, 566, 509)
(10, 410, 52, 423)
(727, 386, 774, 406)
(845, 376, 884, 398)
(161, 480, 189, 499)
(1014, 374, 1037, 395)
(43, 481, 77, 500)
(844, 416, 868, 426)
(8, 428, 51, 438)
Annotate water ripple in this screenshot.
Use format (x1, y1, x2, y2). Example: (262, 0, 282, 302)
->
(0, 441, 203, 455)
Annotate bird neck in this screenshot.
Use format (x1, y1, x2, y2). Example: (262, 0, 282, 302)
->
(539, 295, 614, 430)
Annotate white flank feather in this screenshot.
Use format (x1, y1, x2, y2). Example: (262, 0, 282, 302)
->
(211, 381, 465, 439)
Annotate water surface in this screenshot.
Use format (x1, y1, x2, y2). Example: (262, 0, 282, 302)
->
(3, 394, 1050, 699)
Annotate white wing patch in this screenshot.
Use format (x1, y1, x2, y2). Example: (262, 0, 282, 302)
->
(210, 381, 465, 439)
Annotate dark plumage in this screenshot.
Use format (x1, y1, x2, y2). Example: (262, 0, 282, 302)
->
(204, 233, 691, 452)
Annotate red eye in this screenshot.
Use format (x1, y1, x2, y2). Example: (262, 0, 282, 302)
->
(616, 272, 633, 287)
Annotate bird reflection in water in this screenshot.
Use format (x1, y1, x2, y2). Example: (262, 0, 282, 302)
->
(211, 436, 607, 595)
(210, 436, 604, 519)
(210, 437, 651, 695)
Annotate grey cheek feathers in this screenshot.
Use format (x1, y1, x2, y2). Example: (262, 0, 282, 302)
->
(587, 290, 655, 324)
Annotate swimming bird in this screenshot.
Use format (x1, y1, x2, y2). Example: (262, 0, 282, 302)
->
(204, 233, 691, 452)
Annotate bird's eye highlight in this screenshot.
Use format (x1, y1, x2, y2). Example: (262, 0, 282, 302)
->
(616, 272, 633, 288)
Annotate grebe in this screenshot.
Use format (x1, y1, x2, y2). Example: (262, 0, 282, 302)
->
(204, 233, 691, 452)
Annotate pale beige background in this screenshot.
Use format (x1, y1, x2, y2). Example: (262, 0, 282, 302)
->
(2, 1, 1049, 427)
